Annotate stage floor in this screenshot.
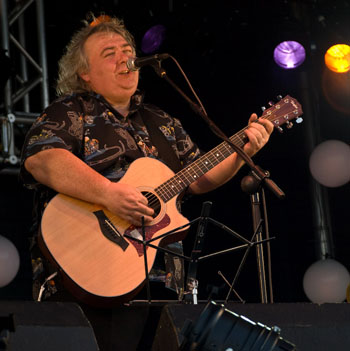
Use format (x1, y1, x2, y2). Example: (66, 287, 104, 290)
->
(1, 300, 350, 350)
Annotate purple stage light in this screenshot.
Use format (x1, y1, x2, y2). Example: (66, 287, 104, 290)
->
(141, 24, 166, 54)
(273, 41, 306, 69)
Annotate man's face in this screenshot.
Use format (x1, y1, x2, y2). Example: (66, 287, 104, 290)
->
(80, 31, 139, 107)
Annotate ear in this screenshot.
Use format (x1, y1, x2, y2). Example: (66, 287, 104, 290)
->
(79, 71, 90, 83)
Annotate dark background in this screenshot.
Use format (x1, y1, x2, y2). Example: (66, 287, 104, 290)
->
(0, 0, 349, 304)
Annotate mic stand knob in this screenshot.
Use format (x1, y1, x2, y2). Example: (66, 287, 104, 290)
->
(241, 172, 261, 194)
(242, 166, 285, 200)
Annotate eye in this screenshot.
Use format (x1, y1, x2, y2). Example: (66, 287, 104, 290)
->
(123, 48, 133, 55)
(104, 51, 115, 58)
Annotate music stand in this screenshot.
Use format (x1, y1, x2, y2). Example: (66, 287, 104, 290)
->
(124, 200, 272, 304)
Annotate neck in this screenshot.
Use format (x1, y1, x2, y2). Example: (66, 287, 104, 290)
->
(113, 104, 130, 117)
(102, 94, 131, 117)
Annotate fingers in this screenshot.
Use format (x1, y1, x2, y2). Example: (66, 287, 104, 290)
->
(245, 127, 264, 148)
(124, 211, 154, 227)
(118, 206, 154, 226)
(254, 118, 274, 134)
(137, 192, 149, 206)
(120, 197, 155, 226)
(249, 113, 274, 133)
(248, 113, 259, 124)
(243, 114, 274, 156)
(104, 183, 155, 226)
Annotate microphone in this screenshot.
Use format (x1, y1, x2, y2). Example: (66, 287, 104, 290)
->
(126, 53, 170, 71)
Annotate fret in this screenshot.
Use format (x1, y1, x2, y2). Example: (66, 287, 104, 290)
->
(234, 133, 246, 148)
(188, 164, 201, 180)
(221, 142, 233, 155)
(202, 156, 215, 169)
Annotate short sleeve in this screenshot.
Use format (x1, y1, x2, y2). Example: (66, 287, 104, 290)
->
(19, 96, 84, 188)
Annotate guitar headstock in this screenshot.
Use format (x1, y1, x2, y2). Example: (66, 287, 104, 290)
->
(261, 95, 303, 132)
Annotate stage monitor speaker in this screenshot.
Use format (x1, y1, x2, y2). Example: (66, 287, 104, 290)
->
(152, 302, 350, 351)
(0, 301, 99, 351)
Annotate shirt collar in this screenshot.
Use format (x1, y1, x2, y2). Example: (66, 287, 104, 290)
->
(84, 90, 144, 116)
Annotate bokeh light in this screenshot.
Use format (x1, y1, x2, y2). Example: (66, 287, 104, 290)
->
(324, 44, 350, 73)
(303, 258, 350, 303)
(309, 139, 350, 187)
(0, 235, 20, 287)
(141, 24, 166, 54)
(273, 41, 306, 69)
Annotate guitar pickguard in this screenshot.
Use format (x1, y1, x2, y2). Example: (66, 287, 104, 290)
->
(124, 214, 171, 256)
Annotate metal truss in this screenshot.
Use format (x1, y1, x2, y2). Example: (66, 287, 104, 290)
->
(0, 0, 49, 173)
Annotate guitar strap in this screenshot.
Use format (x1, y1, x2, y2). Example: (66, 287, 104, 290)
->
(139, 109, 183, 173)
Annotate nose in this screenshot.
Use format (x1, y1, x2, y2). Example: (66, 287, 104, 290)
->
(118, 51, 132, 65)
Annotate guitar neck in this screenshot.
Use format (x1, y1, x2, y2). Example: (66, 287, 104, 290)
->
(154, 95, 303, 203)
(155, 128, 248, 202)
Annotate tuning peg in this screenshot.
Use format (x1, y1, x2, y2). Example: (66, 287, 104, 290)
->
(261, 106, 266, 112)
(276, 126, 283, 133)
(268, 101, 274, 106)
(277, 95, 282, 100)
(296, 117, 303, 124)
(286, 121, 293, 129)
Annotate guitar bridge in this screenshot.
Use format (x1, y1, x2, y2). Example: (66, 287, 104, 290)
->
(93, 210, 129, 251)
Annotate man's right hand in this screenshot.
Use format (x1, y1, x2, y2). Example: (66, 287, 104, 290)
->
(102, 182, 154, 226)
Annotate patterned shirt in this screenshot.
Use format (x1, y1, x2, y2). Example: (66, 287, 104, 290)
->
(20, 91, 200, 211)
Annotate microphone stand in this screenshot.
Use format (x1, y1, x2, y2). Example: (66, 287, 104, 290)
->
(150, 58, 284, 303)
(151, 60, 285, 200)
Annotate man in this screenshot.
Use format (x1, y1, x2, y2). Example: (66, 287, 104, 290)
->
(21, 14, 273, 296)
(19, 14, 273, 351)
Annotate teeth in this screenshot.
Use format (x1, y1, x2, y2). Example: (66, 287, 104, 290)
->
(120, 69, 130, 74)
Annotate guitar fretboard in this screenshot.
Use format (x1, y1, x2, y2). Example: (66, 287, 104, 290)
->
(155, 129, 248, 202)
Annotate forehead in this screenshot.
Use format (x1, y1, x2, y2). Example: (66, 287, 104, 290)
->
(84, 31, 131, 52)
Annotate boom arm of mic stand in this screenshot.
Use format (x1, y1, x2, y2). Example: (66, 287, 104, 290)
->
(152, 65, 285, 200)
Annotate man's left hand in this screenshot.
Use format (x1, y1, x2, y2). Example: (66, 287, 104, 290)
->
(243, 113, 274, 157)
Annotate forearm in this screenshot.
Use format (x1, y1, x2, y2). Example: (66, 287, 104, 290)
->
(189, 152, 246, 194)
(189, 116, 274, 195)
(24, 148, 111, 206)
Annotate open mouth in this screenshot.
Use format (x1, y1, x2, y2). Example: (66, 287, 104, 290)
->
(119, 69, 130, 75)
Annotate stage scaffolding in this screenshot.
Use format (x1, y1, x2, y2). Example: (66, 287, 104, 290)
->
(0, 0, 49, 174)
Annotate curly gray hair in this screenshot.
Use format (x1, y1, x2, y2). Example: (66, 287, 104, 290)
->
(56, 16, 136, 96)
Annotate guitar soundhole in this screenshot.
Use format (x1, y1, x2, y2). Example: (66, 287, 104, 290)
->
(142, 191, 161, 218)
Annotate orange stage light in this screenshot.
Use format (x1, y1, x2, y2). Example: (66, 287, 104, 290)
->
(324, 44, 350, 73)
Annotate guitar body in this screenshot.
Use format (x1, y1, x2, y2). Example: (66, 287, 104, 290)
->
(40, 157, 189, 306)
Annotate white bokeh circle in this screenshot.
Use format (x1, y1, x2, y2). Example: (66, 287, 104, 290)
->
(309, 139, 350, 187)
(0, 235, 20, 287)
(303, 258, 350, 303)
